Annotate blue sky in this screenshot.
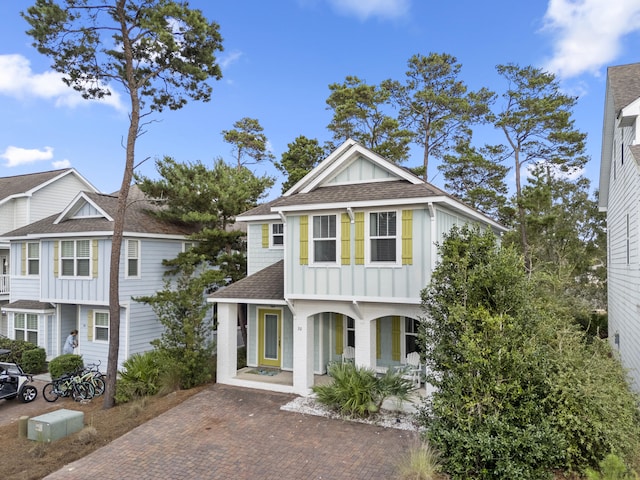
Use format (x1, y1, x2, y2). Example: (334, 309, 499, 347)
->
(1, 0, 640, 200)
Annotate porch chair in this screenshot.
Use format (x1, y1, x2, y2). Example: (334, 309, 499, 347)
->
(403, 351, 422, 388)
(341, 346, 355, 364)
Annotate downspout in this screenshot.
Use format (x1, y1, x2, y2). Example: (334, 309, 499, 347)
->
(428, 202, 436, 272)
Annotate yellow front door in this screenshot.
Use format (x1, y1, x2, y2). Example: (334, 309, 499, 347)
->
(258, 308, 281, 367)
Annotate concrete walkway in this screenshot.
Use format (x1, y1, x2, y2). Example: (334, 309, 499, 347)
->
(45, 384, 418, 480)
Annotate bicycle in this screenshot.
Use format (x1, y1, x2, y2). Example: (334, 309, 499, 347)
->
(79, 362, 106, 396)
(42, 371, 95, 402)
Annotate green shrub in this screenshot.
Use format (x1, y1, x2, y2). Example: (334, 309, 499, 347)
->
(0, 337, 40, 365)
(21, 348, 46, 373)
(48, 354, 84, 379)
(312, 362, 414, 418)
(115, 350, 168, 404)
(585, 454, 638, 480)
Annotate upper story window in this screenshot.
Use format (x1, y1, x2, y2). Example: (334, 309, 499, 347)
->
(313, 215, 336, 263)
(126, 239, 140, 278)
(369, 211, 397, 262)
(61, 239, 90, 277)
(15, 313, 38, 344)
(271, 223, 284, 247)
(27, 242, 39, 275)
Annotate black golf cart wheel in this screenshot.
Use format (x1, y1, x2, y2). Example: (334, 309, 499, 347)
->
(42, 382, 59, 402)
(19, 385, 37, 403)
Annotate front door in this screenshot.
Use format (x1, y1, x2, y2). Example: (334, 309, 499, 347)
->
(258, 308, 281, 367)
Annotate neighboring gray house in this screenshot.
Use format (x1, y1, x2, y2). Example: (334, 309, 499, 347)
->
(599, 62, 640, 392)
(208, 139, 506, 396)
(0, 169, 98, 335)
(2, 186, 196, 368)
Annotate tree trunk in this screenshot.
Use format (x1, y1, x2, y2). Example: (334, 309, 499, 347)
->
(103, 0, 139, 408)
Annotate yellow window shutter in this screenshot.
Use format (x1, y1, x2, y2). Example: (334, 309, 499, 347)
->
(262, 224, 269, 248)
(376, 319, 381, 359)
(341, 213, 350, 265)
(335, 314, 343, 355)
(402, 210, 413, 265)
(21, 243, 26, 276)
(299, 215, 308, 265)
(392, 316, 401, 361)
(87, 310, 93, 341)
(92, 239, 98, 278)
(53, 241, 59, 278)
(355, 212, 364, 264)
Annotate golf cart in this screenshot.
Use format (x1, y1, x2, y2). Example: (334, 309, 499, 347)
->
(0, 348, 38, 403)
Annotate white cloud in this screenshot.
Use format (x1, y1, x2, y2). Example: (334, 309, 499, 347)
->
(0, 54, 124, 110)
(0, 145, 54, 167)
(220, 50, 243, 70)
(327, 0, 410, 20)
(52, 159, 72, 169)
(542, 0, 640, 79)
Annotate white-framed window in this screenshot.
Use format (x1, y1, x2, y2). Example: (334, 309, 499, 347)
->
(183, 241, 195, 252)
(27, 242, 39, 275)
(126, 239, 140, 278)
(94, 311, 109, 342)
(15, 313, 38, 344)
(271, 223, 284, 247)
(61, 239, 91, 277)
(405, 318, 419, 354)
(369, 211, 397, 263)
(312, 214, 337, 263)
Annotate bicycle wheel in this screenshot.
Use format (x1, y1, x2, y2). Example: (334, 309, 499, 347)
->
(72, 382, 94, 401)
(92, 376, 105, 396)
(42, 382, 59, 402)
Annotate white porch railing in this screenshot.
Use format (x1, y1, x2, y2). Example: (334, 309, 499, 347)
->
(0, 274, 9, 295)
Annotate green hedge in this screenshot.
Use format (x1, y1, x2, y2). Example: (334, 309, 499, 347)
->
(0, 337, 46, 373)
(48, 354, 84, 379)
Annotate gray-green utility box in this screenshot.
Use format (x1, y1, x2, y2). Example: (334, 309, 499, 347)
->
(28, 409, 84, 442)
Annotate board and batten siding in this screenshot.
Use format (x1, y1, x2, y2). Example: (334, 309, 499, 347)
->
(246, 222, 284, 276)
(606, 119, 640, 391)
(325, 155, 395, 185)
(285, 207, 432, 300)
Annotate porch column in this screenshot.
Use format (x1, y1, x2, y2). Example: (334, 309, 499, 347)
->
(216, 303, 238, 384)
(354, 318, 376, 369)
(292, 313, 314, 395)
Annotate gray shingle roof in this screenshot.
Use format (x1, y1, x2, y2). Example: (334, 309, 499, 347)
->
(2, 185, 196, 238)
(608, 63, 640, 112)
(209, 260, 284, 301)
(3, 300, 55, 311)
(0, 169, 72, 203)
(240, 180, 448, 218)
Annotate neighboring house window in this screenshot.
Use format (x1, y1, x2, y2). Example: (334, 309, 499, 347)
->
(61, 239, 91, 277)
(15, 313, 38, 344)
(27, 242, 39, 275)
(94, 311, 109, 342)
(272, 223, 284, 247)
(313, 215, 337, 262)
(346, 317, 355, 348)
(369, 211, 397, 262)
(126, 240, 140, 278)
(183, 241, 195, 252)
(405, 318, 419, 354)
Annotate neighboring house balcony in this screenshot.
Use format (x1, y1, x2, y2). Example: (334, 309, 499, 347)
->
(0, 274, 9, 299)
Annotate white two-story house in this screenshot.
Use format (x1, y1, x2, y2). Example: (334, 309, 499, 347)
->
(599, 62, 640, 392)
(0, 169, 97, 335)
(2, 186, 196, 368)
(208, 139, 506, 396)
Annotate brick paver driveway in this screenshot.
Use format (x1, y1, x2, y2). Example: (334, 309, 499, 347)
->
(45, 384, 417, 479)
